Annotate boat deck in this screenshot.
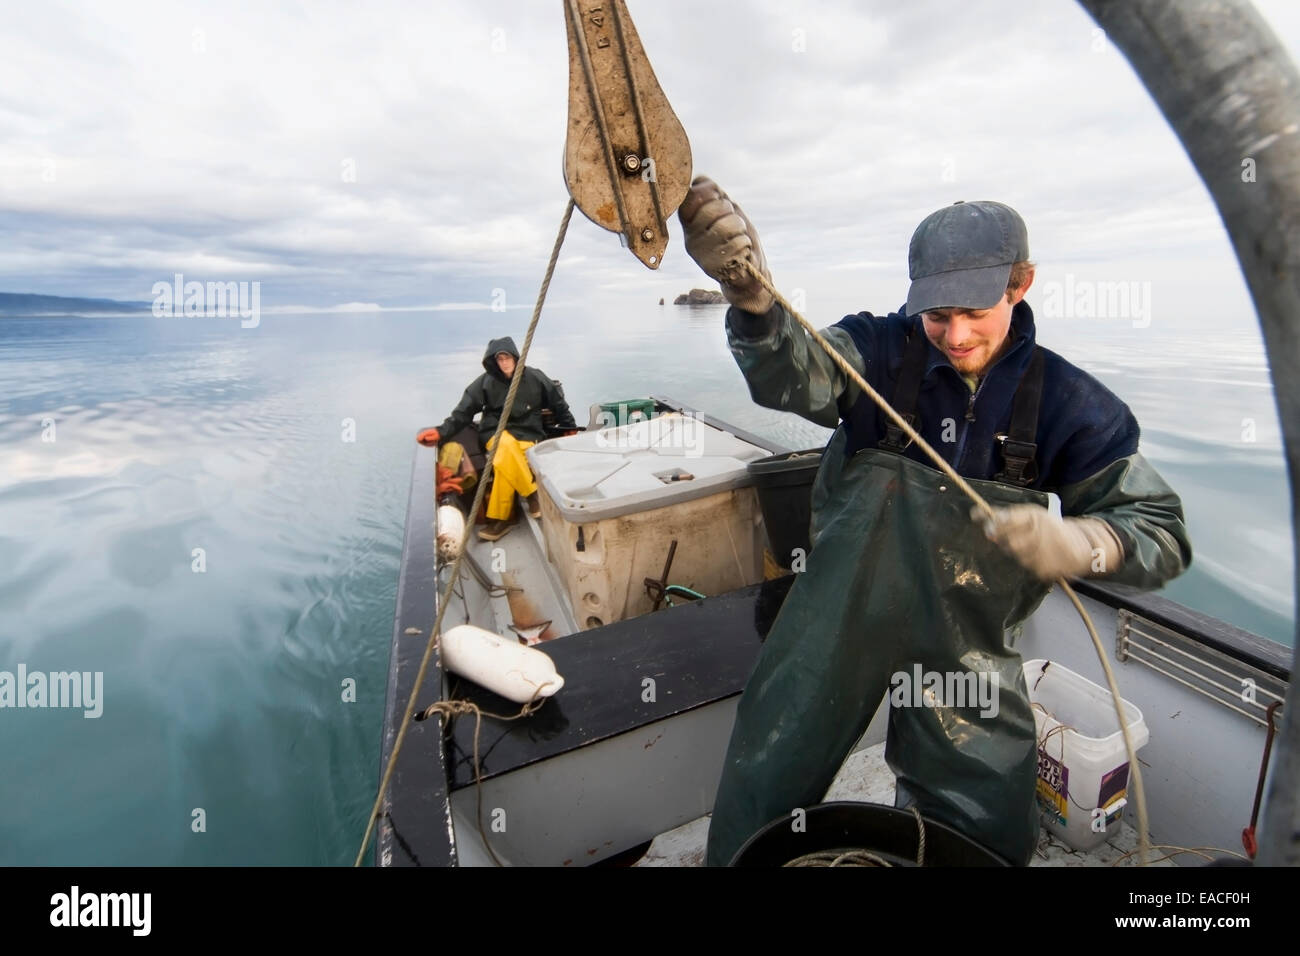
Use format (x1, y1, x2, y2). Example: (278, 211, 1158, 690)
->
(444, 509, 1168, 868)
(636, 741, 1167, 867)
(388, 411, 1284, 867)
(455, 509, 579, 641)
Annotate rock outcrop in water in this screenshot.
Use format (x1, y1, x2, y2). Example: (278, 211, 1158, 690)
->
(673, 288, 726, 305)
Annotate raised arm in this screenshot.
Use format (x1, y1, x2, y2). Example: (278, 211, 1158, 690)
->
(725, 302, 866, 429)
(679, 176, 866, 429)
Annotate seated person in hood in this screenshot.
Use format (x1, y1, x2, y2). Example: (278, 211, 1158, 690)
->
(417, 336, 576, 540)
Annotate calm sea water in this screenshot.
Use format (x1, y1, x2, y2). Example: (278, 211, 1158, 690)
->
(0, 302, 1293, 864)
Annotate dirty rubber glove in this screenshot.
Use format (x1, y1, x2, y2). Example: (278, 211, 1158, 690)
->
(435, 464, 463, 496)
(677, 175, 774, 314)
(417, 427, 441, 446)
(975, 505, 1125, 581)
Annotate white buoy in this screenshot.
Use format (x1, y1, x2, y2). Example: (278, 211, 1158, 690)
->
(436, 505, 466, 561)
(441, 624, 565, 703)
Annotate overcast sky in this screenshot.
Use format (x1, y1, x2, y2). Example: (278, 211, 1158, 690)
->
(1, 0, 1297, 323)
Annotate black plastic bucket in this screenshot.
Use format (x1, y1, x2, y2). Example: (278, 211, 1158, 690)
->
(747, 449, 824, 569)
(730, 802, 1011, 867)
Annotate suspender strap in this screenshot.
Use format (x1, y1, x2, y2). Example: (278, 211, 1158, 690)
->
(877, 331, 930, 452)
(994, 346, 1045, 486)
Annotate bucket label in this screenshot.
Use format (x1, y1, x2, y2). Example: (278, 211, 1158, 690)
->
(1036, 750, 1068, 825)
(1097, 763, 1130, 819)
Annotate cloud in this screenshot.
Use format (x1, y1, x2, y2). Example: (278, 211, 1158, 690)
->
(1, 0, 1297, 312)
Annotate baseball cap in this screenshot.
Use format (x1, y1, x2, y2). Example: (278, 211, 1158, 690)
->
(905, 200, 1029, 315)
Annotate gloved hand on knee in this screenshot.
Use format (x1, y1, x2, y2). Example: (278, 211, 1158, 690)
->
(436, 465, 464, 496)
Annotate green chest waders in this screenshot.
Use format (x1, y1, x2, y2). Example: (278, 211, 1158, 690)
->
(706, 344, 1054, 867)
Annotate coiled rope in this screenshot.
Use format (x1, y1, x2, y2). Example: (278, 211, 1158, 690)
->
(419, 694, 548, 867)
(784, 807, 927, 867)
(738, 259, 1151, 867)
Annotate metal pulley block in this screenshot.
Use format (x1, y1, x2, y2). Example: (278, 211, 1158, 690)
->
(562, 0, 693, 268)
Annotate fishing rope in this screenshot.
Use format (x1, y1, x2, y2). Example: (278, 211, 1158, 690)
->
(419, 694, 549, 867)
(784, 807, 926, 867)
(1110, 844, 1250, 867)
(461, 550, 522, 598)
(354, 198, 576, 867)
(739, 259, 1151, 866)
(786, 849, 893, 867)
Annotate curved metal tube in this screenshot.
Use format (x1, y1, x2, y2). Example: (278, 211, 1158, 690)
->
(1076, 0, 1300, 866)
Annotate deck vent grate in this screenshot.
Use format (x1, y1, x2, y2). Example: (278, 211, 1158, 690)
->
(1116, 609, 1288, 727)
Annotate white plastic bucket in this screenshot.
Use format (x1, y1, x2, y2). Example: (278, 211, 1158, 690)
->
(1023, 658, 1149, 851)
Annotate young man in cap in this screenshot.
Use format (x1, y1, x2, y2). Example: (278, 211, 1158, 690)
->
(679, 177, 1192, 866)
(417, 336, 576, 540)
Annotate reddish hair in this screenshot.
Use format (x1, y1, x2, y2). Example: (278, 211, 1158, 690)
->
(1006, 260, 1035, 300)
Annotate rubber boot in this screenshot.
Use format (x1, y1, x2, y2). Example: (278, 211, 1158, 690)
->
(478, 518, 515, 541)
(524, 491, 542, 519)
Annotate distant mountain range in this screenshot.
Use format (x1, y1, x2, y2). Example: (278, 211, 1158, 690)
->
(0, 292, 150, 316)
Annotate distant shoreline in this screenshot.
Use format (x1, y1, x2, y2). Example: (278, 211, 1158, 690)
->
(0, 292, 149, 317)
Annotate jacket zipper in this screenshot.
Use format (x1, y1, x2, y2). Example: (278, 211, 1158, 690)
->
(952, 337, 1026, 469)
(953, 376, 987, 467)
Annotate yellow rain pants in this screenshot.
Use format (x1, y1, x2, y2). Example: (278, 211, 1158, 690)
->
(485, 432, 537, 521)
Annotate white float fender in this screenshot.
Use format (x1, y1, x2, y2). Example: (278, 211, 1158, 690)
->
(441, 624, 565, 703)
(436, 505, 466, 560)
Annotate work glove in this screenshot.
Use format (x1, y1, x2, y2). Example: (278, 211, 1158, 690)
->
(436, 464, 463, 496)
(975, 505, 1124, 581)
(416, 427, 441, 446)
(677, 175, 774, 315)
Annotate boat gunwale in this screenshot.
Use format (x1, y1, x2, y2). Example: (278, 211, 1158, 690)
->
(376, 443, 456, 868)
(1071, 580, 1290, 681)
